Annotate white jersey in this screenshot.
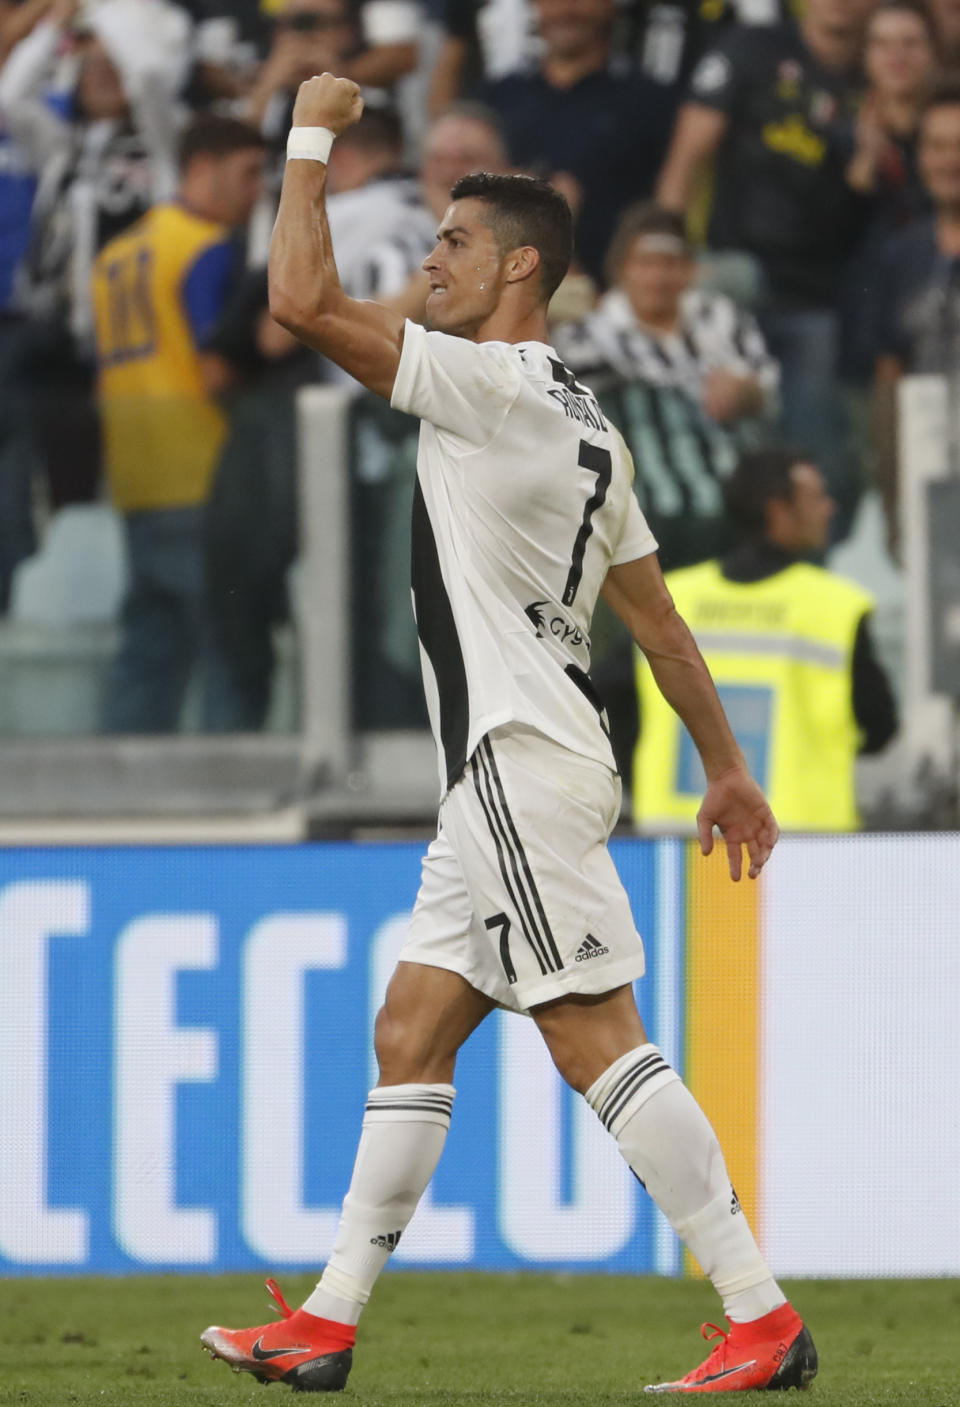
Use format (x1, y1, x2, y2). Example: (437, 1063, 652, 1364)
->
(390, 320, 657, 796)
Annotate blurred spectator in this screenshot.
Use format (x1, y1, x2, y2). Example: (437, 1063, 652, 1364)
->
(632, 446, 897, 832)
(478, 0, 678, 284)
(426, 0, 778, 120)
(242, 0, 420, 137)
(0, 0, 189, 518)
(0, 0, 188, 334)
(554, 203, 778, 571)
(842, 0, 937, 383)
(848, 0, 936, 222)
(241, 0, 351, 257)
(553, 200, 778, 777)
(656, 0, 875, 536)
(242, 0, 357, 138)
(91, 114, 265, 733)
(201, 264, 316, 731)
(874, 83, 960, 549)
(326, 106, 422, 294)
(427, 0, 540, 113)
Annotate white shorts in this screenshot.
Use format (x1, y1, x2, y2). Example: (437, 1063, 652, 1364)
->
(399, 724, 646, 1013)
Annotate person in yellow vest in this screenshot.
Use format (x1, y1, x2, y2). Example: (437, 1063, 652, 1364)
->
(92, 114, 265, 732)
(634, 446, 898, 832)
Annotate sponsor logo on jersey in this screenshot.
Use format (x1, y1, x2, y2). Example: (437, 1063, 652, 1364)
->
(525, 600, 548, 638)
(524, 601, 585, 648)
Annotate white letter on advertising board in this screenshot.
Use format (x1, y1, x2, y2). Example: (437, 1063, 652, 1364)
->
(0, 880, 90, 1263)
(114, 915, 219, 1263)
(242, 914, 347, 1261)
(498, 1015, 635, 1260)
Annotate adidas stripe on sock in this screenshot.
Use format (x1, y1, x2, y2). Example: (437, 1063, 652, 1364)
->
(587, 1043, 679, 1137)
(586, 1047, 784, 1323)
(302, 1083, 455, 1325)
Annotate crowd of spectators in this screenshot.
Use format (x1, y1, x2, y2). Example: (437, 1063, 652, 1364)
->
(0, 0, 952, 741)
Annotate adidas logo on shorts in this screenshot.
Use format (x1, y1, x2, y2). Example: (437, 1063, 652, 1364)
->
(575, 934, 609, 962)
(370, 1230, 403, 1251)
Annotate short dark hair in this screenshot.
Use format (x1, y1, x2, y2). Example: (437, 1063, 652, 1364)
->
(449, 171, 574, 303)
(178, 114, 266, 173)
(604, 201, 690, 285)
(723, 447, 810, 538)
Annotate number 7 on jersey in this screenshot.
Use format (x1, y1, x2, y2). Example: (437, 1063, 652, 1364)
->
(562, 440, 612, 607)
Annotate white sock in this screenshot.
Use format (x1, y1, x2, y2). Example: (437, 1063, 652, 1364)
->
(302, 1083, 455, 1325)
(585, 1046, 785, 1323)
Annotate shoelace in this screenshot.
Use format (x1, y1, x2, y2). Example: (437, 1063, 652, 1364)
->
(265, 1278, 294, 1320)
(701, 1323, 729, 1348)
(688, 1322, 731, 1380)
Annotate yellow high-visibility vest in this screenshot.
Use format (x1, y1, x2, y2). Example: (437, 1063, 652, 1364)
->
(92, 203, 229, 512)
(633, 559, 874, 832)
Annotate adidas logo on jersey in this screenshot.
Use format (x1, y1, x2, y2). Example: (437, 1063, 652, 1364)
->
(731, 1188, 742, 1216)
(370, 1230, 403, 1251)
(575, 934, 609, 962)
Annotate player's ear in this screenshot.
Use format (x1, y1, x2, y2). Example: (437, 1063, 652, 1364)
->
(504, 245, 541, 285)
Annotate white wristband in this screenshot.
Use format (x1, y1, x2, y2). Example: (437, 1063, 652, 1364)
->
(286, 126, 335, 164)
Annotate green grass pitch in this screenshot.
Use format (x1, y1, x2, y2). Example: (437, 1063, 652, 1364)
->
(0, 1273, 956, 1406)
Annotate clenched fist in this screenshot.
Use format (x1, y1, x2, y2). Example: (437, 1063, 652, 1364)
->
(292, 73, 364, 135)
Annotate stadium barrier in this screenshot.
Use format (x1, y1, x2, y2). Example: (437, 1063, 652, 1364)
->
(1, 833, 957, 1280)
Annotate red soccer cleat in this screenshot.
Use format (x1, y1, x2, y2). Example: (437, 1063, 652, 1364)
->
(645, 1302, 818, 1393)
(201, 1279, 354, 1393)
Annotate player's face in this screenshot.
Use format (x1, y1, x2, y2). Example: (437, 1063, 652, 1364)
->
(422, 199, 507, 336)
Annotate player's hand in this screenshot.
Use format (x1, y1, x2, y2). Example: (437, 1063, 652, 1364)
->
(292, 72, 363, 134)
(697, 765, 779, 881)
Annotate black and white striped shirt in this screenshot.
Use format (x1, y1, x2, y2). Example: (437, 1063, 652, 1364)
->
(553, 287, 779, 571)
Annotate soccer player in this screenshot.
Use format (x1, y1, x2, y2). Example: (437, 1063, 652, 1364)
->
(201, 73, 817, 1396)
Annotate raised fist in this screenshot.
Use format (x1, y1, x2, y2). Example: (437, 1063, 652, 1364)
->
(291, 72, 363, 135)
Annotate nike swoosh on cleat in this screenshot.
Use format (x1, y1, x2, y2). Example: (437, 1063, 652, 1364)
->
(644, 1359, 758, 1393)
(251, 1337, 311, 1361)
(696, 1359, 758, 1385)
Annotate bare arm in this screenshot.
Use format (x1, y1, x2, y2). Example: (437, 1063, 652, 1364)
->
(343, 40, 418, 87)
(602, 553, 778, 879)
(427, 33, 466, 120)
(0, 0, 55, 64)
(655, 103, 728, 214)
(267, 74, 406, 399)
(0, 15, 70, 165)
